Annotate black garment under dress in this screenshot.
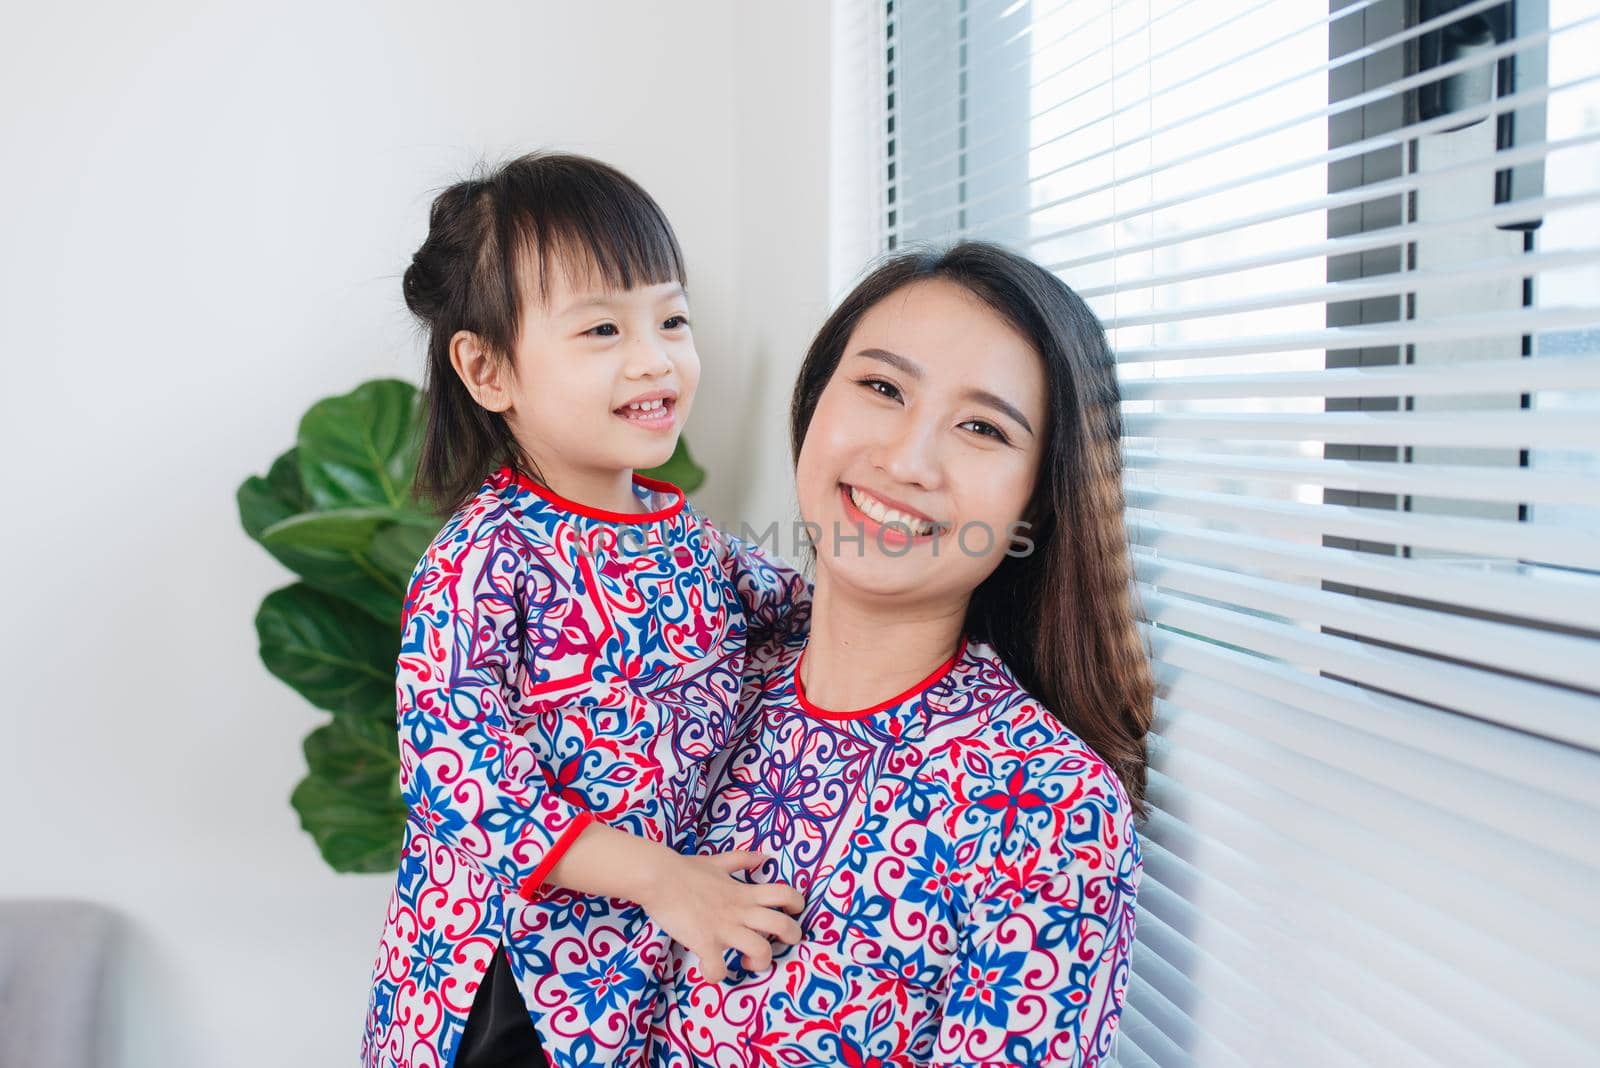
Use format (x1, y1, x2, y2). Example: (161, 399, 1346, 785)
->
(455, 944, 551, 1068)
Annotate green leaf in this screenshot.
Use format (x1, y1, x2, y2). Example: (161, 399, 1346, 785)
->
(256, 584, 398, 719)
(238, 448, 309, 540)
(261, 507, 440, 553)
(291, 715, 404, 873)
(298, 379, 423, 511)
(241, 448, 431, 623)
(258, 507, 441, 621)
(240, 456, 402, 622)
(369, 522, 439, 588)
(641, 437, 706, 494)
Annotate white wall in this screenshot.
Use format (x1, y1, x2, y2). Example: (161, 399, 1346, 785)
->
(0, 2, 831, 1063)
(711, 4, 837, 539)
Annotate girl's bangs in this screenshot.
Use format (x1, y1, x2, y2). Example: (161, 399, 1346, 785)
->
(506, 180, 686, 301)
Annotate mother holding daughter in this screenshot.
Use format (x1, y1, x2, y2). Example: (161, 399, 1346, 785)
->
(368, 151, 1146, 1068)
(649, 243, 1151, 1067)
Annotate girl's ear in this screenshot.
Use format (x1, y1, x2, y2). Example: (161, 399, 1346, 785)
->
(449, 331, 513, 412)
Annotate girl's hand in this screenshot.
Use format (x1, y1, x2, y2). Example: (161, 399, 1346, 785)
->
(540, 824, 805, 981)
(636, 850, 806, 983)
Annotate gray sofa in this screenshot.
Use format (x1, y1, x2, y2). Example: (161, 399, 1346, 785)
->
(0, 900, 116, 1068)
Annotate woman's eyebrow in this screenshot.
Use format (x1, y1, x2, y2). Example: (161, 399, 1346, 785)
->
(857, 346, 923, 378)
(856, 347, 1034, 435)
(967, 387, 1034, 435)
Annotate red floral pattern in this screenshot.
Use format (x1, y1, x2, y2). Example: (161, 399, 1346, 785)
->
(361, 467, 808, 1068)
(648, 634, 1140, 1067)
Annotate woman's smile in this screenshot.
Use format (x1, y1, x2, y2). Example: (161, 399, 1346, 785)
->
(838, 482, 946, 547)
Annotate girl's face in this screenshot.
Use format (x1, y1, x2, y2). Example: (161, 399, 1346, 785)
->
(795, 278, 1048, 607)
(458, 254, 701, 494)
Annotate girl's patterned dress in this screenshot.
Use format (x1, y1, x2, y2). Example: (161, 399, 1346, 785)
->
(647, 631, 1141, 1068)
(361, 466, 808, 1068)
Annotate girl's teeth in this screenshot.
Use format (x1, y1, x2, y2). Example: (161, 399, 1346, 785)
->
(626, 399, 666, 411)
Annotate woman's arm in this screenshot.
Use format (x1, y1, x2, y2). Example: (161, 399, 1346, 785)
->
(933, 825, 1142, 1066)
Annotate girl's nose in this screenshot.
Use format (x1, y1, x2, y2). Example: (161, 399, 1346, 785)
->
(625, 336, 673, 377)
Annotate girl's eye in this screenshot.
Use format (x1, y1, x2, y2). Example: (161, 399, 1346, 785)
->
(586, 323, 619, 338)
(663, 315, 690, 330)
(961, 419, 1010, 444)
(859, 377, 902, 401)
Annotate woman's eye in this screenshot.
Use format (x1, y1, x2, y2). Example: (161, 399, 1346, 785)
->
(662, 315, 690, 330)
(962, 419, 1009, 443)
(859, 377, 902, 401)
(586, 323, 619, 338)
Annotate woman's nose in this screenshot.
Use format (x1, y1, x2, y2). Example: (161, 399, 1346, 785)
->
(872, 418, 942, 489)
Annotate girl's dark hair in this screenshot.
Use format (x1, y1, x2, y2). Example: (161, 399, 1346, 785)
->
(790, 241, 1153, 818)
(403, 151, 687, 514)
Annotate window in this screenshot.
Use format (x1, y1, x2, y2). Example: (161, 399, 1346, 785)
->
(849, 0, 1600, 1061)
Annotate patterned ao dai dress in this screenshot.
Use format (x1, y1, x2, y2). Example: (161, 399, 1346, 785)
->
(647, 631, 1142, 1068)
(361, 465, 808, 1068)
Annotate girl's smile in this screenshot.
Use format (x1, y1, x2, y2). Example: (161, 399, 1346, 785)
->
(614, 388, 679, 432)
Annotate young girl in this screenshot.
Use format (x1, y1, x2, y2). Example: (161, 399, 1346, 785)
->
(362, 153, 810, 1068)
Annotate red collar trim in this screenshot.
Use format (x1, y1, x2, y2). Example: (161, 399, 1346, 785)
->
(500, 465, 686, 524)
(794, 636, 968, 721)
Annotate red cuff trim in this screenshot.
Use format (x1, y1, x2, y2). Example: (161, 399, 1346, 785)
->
(517, 811, 597, 901)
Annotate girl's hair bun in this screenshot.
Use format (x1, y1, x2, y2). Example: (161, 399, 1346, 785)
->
(402, 250, 445, 325)
(403, 181, 484, 326)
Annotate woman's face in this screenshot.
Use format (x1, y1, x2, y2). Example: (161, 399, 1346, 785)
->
(795, 278, 1049, 607)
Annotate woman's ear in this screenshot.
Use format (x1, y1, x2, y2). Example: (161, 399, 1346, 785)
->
(449, 330, 513, 413)
(1014, 494, 1047, 549)
(1015, 489, 1040, 530)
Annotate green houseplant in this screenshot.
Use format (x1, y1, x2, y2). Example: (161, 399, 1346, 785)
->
(239, 377, 704, 873)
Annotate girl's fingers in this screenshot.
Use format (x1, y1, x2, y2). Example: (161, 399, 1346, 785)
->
(743, 907, 804, 945)
(754, 883, 807, 915)
(696, 950, 728, 984)
(726, 928, 773, 972)
(713, 850, 768, 873)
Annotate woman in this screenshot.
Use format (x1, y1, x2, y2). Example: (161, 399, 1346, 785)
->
(647, 242, 1152, 1066)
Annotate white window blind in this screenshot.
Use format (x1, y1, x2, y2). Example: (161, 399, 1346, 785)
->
(846, 0, 1600, 1063)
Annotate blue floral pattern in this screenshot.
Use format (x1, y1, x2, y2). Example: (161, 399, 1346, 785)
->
(361, 467, 809, 1068)
(648, 634, 1140, 1067)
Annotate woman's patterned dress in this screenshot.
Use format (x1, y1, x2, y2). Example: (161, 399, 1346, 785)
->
(648, 632, 1141, 1067)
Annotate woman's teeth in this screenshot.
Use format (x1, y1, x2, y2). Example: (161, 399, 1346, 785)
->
(848, 485, 936, 536)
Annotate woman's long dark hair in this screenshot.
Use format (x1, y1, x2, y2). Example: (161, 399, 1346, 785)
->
(402, 151, 687, 514)
(790, 242, 1153, 818)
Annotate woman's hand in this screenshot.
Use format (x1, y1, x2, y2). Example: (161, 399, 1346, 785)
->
(635, 850, 806, 982)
